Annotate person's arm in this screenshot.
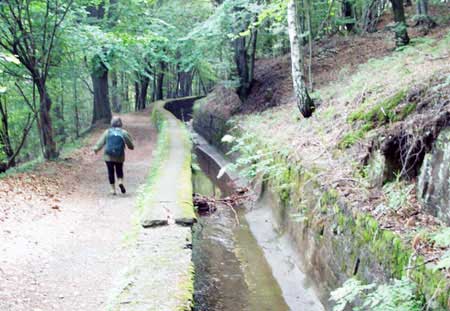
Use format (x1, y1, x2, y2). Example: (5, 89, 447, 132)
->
(123, 130, 135, 150)
(93, 130, 108, 153)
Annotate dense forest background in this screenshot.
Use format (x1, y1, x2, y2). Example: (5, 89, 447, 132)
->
(0, 0, 447, 173)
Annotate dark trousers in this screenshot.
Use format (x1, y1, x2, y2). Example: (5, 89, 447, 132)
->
(105, 161, 124, 185)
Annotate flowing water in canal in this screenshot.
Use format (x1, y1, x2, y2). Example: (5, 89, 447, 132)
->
(192, 148, 325, 311)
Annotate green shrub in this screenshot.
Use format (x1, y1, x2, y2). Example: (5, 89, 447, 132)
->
(330, 277, 423, 311)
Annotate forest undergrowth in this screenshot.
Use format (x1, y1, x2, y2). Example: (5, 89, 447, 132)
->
(230, 25, 450, 276)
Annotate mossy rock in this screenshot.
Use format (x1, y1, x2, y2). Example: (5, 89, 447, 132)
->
(342, 90, 412, 148)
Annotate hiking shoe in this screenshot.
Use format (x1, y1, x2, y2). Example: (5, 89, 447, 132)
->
(119, 183, 126, 194)
(117, 178, 126, 194)
(110, 184, 117, 195)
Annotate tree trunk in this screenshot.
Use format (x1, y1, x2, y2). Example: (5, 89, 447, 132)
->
(287, 0, 315, 118)
(152, 72, 157, 102)
(166, 65, 173, 98)
(234, 35, 250, 99)
(111, 71, 121, 112)
(89, 5, 113, 121)
(390, 0, 410, 46)
(362, 0, 380, 32)
(135, 76, 150, 110)
(248, 29, 258, 87)
(142, 78, 149, 108)
(233, 3, 258, 101)
(0, 97, 14, 169)
(121, 73, 129, 106)
(55, 81, 66, 144)
(155, 62, 165, 100)
(91, 64, 112, 124)
(36, 81, 59, 159)
(177, 71, 194, 97)
(0, 95, 36, 172)
(73, 75, 80, 138)
(134, 81, 140, 111)
(306, 0, 314, 90)
(415, 0, 436, 28)
(342, 0, 355, 31)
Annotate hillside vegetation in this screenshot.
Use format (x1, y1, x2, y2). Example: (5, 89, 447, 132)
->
(193, 4, 450, 309)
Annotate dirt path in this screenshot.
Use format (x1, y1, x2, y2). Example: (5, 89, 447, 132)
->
(0, 110, 156, 311)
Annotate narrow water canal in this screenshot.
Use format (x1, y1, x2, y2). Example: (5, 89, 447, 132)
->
(192, 147, 325, 311)
(192, 149, 289, 311)
(163, 98, 324, 310)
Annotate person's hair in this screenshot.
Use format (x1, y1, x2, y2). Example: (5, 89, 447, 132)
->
(111, 116, 123, 128)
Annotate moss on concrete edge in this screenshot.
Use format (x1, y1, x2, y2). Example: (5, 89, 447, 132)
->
(136, 101, 171, 217)
(215, 126, 450, 310)
(155, 99, 196, 310)
(159, 99, 197, 223)
(266, 152, 449, 310)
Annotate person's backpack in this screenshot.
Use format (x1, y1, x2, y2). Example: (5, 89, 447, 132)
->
(105, 128, 125, 157)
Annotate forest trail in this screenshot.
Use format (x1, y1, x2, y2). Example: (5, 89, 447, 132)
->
(0, 110, 156, 311)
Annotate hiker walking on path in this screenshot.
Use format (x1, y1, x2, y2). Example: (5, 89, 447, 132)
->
(93, 116, 135, 195)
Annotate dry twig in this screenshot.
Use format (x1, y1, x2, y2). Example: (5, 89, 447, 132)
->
(193, 188, 252, 225)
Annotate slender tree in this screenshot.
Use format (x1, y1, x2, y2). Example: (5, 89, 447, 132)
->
(135, 72, 150, 110)
(0, 0, 73, 159)
(155, 61, 166, 100)
(111, 71, 121, 112)
(287, 0, 315, 118)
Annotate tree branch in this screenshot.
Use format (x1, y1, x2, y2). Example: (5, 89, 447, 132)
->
(82, 78, 94, 95)
(15, 81, 37, 115)
(7, 112, 36, 167)
(43, 0, 75, 80)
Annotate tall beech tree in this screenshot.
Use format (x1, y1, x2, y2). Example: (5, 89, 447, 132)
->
(233, 29, 258, 99)
(91, 53, 112, 123)
(135, 69, 151, 110)
(87, 4, 112, 124)
(287, 0, 314, 118)
(231, 1, 258, 99)
(155, 61, 166, 100)
(0, 0, 74, 159)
